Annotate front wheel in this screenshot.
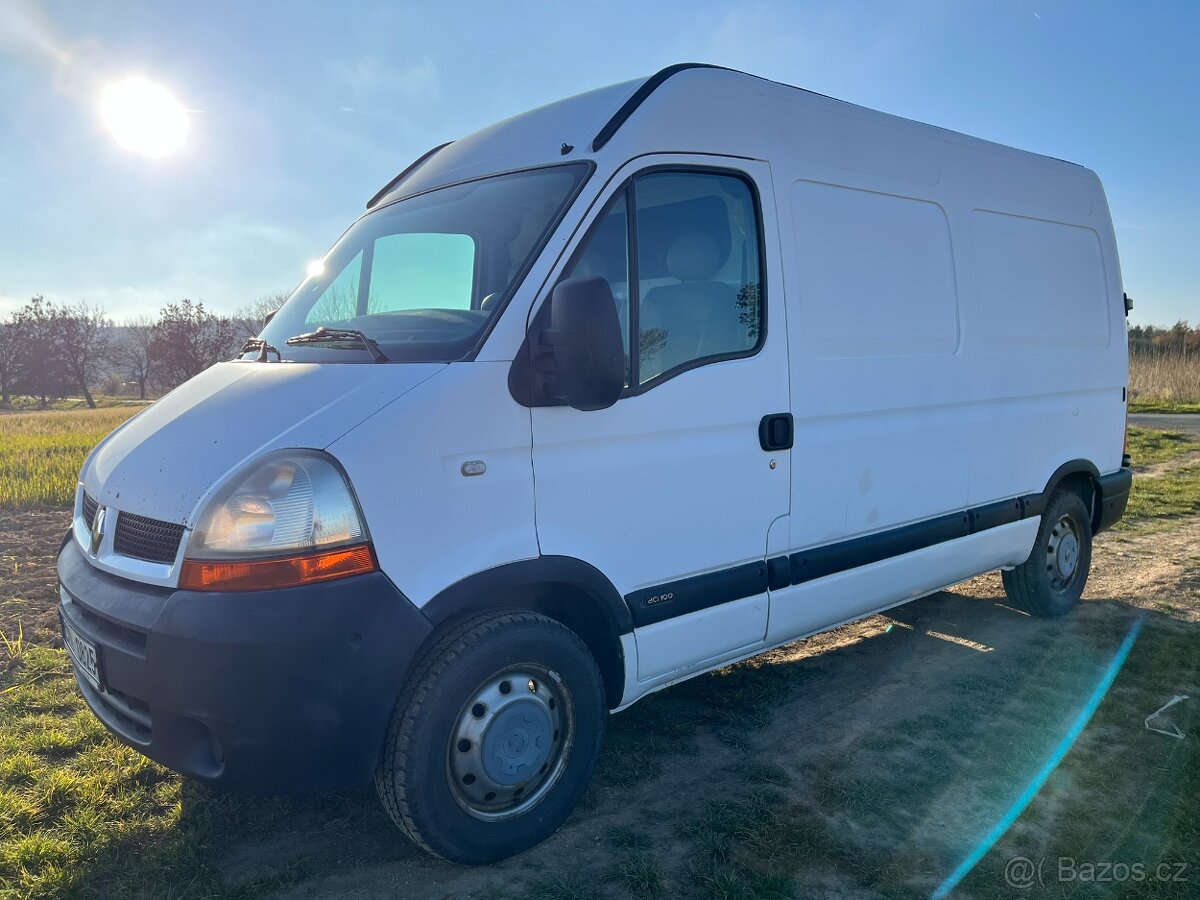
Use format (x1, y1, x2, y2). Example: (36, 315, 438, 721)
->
(1002, 487, 1093, 617)
(374, 610, 606, 863)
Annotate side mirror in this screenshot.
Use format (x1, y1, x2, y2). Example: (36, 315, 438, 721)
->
(263, 308, 279, 327)
(541, 276, 624, 411)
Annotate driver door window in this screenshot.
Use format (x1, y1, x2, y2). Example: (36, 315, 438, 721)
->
(558, 169, 764, 392)
(634, 171, 762, 385)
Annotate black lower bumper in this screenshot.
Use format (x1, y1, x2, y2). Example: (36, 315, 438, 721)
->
(57, 538, 432, 793)
(1095, 465, 1133, 533)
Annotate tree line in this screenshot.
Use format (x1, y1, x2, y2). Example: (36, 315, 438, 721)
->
(1128, 321, 1200, 358)
(0, 297, 1195, 409)
(0, 293, 285, 408)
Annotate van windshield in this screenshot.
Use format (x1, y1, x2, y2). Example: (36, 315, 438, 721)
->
(253, 163, 589, 363)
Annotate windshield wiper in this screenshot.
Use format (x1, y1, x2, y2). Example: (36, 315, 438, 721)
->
(284, 327, 389, 363)
(237, 338, 281, 362)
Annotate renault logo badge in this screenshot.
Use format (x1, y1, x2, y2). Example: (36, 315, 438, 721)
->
(90, 506, 107, 556)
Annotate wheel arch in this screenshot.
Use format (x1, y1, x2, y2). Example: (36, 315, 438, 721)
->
(1038, 459, 1102, 531)
(418, 556, 632, 709)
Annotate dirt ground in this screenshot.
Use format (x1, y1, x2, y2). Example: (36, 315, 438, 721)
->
(0, 508, 68, 683)
(2, 501, 1198, 899)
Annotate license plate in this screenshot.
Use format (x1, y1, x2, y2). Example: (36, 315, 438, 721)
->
(62, 618, 103, 690)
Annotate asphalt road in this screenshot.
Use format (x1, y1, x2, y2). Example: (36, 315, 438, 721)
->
(1129, 413, 1200, 437)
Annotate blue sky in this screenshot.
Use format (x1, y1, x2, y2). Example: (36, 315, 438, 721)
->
(1, 0, 1196, 325)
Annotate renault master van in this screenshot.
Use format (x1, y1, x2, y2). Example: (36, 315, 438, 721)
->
(58, 64, 1132, 863)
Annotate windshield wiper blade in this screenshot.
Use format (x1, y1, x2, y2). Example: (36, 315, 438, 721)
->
(237, 338, 281, 362)
(284, 327, 389, 363)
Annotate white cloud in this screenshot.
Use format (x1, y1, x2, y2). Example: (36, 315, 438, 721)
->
(328, 55, 441, 108)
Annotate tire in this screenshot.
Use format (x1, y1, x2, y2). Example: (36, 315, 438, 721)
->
(374, 609, 606, 864)
(1002, 487, 1093, 617)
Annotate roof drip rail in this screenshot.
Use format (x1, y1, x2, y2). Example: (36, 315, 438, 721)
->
(591, 63, 724, 153)
(366, 141, 453, 210)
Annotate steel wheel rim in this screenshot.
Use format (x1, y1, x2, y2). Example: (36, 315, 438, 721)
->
(1046, 513, 1081, 591)
(447, 665, 574, 821)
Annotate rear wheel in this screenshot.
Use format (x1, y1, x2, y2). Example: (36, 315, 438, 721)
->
(374, 610, 606, 863)
(1002, 488, 1093, 617)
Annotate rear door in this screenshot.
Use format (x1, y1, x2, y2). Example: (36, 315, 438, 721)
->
(528, 158, 791, 682)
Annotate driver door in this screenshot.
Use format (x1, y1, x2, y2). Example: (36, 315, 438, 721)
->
(528, 158, 791, 683)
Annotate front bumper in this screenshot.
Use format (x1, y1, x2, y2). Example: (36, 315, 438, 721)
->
(57, 537, 432, 793)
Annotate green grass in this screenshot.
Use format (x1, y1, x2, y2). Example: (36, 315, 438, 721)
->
(1129, 400, 1200, 414)
(682, 789, 830, 899)
(3, 396, 151, 413)
(1123, 465, 1200, 523)
(1116, 427, 1200, 528)
(957, 621, 1200, 900)
(1124, 426, 1197, 467)
(522, 872, 604, 900)
(667, 618, 1200, 900)
(609, 851, 666, 899)
(0, 409, 140, 508)
(0, 646, 174, 899)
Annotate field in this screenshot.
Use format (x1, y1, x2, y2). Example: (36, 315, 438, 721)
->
(1129, 353, 1200, 412)
(0, 409, 143, 508)
(1, 410, 1199, 899)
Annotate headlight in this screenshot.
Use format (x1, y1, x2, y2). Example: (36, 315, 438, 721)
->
(181, 450, 376, 591)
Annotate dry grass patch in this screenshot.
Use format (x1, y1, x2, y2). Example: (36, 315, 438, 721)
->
(1129, 353, 1200, 410)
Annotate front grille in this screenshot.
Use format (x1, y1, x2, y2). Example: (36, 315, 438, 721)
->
(82, 492, 99, 528)
(114, 512, 185, 564)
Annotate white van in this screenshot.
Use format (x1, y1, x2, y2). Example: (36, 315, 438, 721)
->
(59, 64, 1132, 863)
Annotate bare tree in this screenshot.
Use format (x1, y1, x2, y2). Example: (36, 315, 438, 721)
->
(149, 299, 238, 390)
(56, 301, 112, 408)
(234, 291, 289, 339)
(310, 279, 357, 322)
(11, 296, 70, 407)
(118, 314, 157, 400)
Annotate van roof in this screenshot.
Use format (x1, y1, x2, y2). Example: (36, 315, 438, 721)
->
(368, 64, 1092, 209)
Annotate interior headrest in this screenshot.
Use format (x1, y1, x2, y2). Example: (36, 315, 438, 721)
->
(666, 231, 723, 282)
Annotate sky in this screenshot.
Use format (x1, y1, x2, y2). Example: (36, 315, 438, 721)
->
(0, 0, 1196, 326)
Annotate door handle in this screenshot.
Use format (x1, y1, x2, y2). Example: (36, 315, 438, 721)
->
(759, 413, 793, 451)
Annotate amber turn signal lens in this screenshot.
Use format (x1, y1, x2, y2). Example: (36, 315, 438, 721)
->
(179, 544, 377, 591)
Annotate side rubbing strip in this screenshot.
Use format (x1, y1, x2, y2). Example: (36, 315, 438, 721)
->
(1020, 493, 1048, 518)
(788, 511, 970, 586)
(366, 141, 453, 210)
(627, 561, 766, 627)
(766, 555, 791, 591)
(626, 490, 1053, 628)
(969, 498, 1023, 533)
(591, 63, 724, 152)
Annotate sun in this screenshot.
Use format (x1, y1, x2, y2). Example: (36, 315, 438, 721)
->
(99, 76, 189, 158)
